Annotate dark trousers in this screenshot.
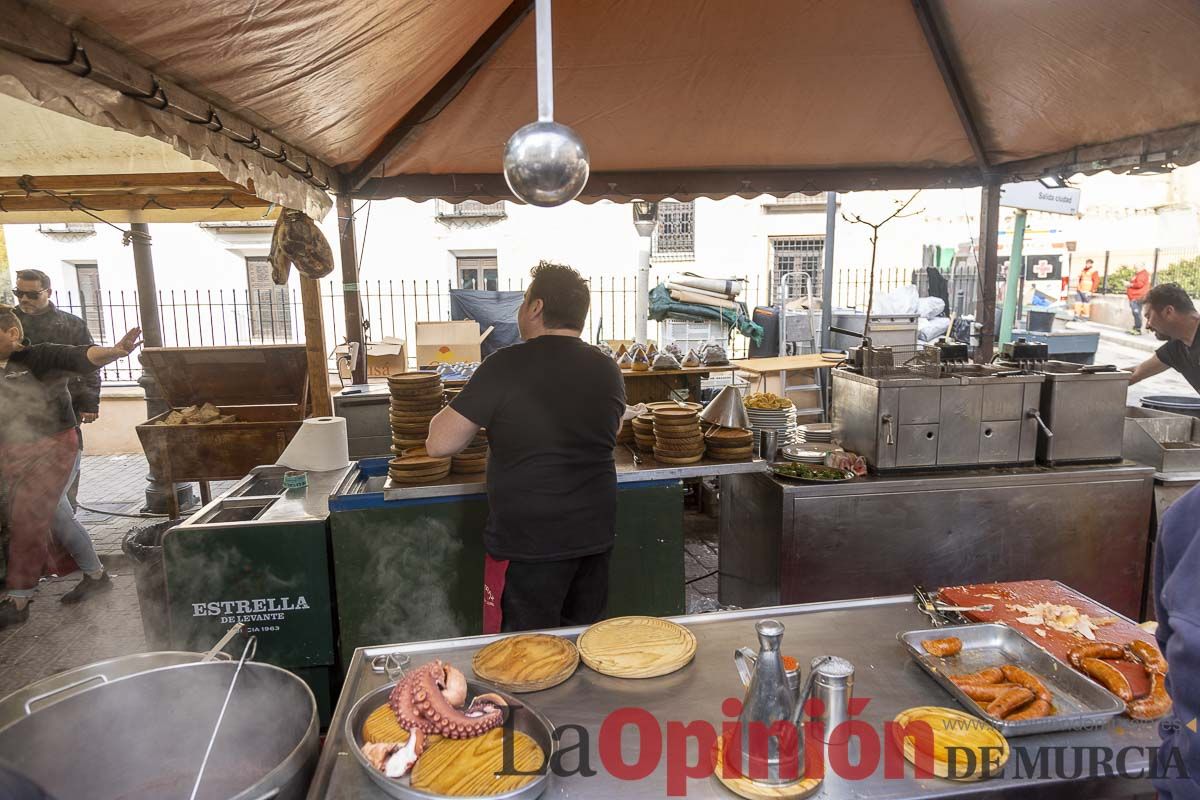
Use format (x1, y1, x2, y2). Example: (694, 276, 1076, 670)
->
(501, 550, 611, 632)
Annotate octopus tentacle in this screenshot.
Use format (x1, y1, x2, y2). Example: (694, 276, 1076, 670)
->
(388, 660, 507, 740)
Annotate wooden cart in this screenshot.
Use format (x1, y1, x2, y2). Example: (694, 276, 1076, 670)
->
(135, 345, 310, 518)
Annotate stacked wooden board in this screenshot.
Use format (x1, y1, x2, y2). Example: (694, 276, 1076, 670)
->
(452, 431, 489, 475)
(388, 371, 444, 453)
(631, 412, 657, 453)
(388, 455, 451, 484)
(704, 426, 754, 460)
(652, 406, 704, 464)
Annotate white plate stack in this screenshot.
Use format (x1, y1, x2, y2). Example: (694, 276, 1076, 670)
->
(780, 443, 840, 463)
(796, 423, 832, 444)
(745, 405, 798, 446)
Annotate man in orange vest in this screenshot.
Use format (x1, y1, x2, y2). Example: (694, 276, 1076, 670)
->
(1074, 259, 1101, 319)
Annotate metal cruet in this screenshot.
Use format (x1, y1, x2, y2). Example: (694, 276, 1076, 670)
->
(732, 619, 818, 785)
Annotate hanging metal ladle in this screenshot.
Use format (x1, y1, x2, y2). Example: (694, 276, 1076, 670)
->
(502, 0, 590, 206)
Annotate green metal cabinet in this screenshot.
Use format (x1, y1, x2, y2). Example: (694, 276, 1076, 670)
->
(329, 460, 684, 665)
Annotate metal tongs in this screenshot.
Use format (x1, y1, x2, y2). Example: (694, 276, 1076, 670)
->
(913, 584, 986, 627)
(190, 635, 257, 800)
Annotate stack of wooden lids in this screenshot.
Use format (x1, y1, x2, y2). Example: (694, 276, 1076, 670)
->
(452, 430, 489, 475)
(631, 412, 657, 452)
(388, 454, 451, 484)
(652, 407, 704, 464)
(617, 417, 635, 445)
(388, 371, 444, 453)
(704, 426, 754, 460)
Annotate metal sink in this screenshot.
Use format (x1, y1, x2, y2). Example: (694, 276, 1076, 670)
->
(1124, 410, 1200, 472)
(192, 497, 276, 524)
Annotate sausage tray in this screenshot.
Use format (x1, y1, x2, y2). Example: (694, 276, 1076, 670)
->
(898, 623, 1126, 736)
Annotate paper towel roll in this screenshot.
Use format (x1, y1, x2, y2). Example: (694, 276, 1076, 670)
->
(276, 416, 350, 472)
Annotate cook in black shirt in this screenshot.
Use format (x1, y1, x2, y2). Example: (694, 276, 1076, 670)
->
(1129, 283, 1200, 395)
(426, 263, 625, 632)
(0, 305, 141, 630)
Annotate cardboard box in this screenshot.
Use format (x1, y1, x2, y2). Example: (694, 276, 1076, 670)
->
(415, 321, 493, 366)
(332, 337, 408, 380)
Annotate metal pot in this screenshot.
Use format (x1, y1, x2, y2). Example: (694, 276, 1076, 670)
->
(0, 650, 220, 733)
(0, 660, 317, 800)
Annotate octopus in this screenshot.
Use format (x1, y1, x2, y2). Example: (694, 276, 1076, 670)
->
(388, 660, 507, 740)
(362, 733, 425, 778)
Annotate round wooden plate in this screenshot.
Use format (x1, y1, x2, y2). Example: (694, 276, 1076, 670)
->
(577, 616, 696, 678)
(711, 733, 821, 799)
(654, 434, 705, 447)
(411, 728, 544, 797)
(388, 372, 441, 384)
(472, 633, 579, 692)
(653, 451, 704, 464)
(655, 428, 702, 441)
(389, 456, 451, 470)
(390, 470, 451, 484)
(653, 418, 700, 429)
(389, 464, 451, 478)
(890, 707, 1009, 781)
(390, 399, 444, 411)
(653, 407, 700, 421)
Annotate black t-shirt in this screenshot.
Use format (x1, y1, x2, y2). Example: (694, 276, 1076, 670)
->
(450, 335, 626, 561)
(1156, 335, 1200, 395)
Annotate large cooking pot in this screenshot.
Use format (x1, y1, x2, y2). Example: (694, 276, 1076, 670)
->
(0, 660, 317, 800)
(0, 650, 219, 733)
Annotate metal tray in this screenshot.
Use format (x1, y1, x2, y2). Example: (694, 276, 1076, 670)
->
(769, 463, 855, 483)
(345, 680, 555, 800)
(898, 623, 1126, 736)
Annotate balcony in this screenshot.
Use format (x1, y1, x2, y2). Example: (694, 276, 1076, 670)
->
(435, 200, 507, 220)
(762, 192, 831, 214)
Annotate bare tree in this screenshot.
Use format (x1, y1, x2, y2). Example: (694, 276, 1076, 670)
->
(842, 191, 924, 342)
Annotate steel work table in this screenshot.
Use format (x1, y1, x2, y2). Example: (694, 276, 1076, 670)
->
(720, 462, 1155, 619)
(306, 594, 1157, 799)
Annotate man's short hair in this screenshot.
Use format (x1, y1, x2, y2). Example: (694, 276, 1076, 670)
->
(1085, 259, 1094, 265)
(1146, 283, 1196, 314)
(0, 304, 22, 335)
(16, 269, 50, 290)
(526, 261, 590, 331)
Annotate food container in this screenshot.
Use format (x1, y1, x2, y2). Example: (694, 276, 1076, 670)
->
(136, 345, 310, 496)
(345, 680, 555, 800)
(897, 623, 1126, 736)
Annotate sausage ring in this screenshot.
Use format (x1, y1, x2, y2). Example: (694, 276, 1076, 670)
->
(1129, 640, 1168, 675)
(1068, 642, 1127, 669)
(949, 667, 1005, 685)
(1126, 671, 1173, 721)
(986, 687, 1035, 719)
(1000, 664, 1053, 703)
(1079, 657, 1134, 702)
(921, 637, 963, 657)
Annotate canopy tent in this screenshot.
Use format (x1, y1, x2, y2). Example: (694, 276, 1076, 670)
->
(2, 0, 1198, 209)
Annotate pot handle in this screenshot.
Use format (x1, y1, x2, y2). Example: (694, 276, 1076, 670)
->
(735, 647, 757, 687)
(23, 674, 108, 715)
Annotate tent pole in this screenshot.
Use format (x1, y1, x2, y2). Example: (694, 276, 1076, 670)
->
(999, 210, 1027, 345)
(131, 220, 195, 514)
(300, 277, 333, 416)
(976, 183, 1001, 362)
(336, 194, 367, 384)
(820, 192, 837, 351)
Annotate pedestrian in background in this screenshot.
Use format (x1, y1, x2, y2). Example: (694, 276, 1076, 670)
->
(1074, 259, 1100, 319)
(1127, 265, 1152, 335)
(13, 269, 111, 605)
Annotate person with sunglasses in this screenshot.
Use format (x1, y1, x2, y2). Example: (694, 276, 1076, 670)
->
(13, 269, 110, 605)
(0, 304, 141, 629)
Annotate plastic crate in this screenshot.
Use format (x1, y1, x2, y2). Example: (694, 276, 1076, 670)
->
(663, 319, 727, 353)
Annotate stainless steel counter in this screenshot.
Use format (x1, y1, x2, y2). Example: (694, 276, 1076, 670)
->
(371, 449, 766, 501)
(720, 462, 1155, 619)
(181, 464, 354, 526)
(306, 595, 1156, 799)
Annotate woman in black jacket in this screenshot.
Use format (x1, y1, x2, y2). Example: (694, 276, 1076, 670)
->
(0, 305, 140, 628)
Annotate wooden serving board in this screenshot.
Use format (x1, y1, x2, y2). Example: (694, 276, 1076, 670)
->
(891, 707, 1009, 781)
(578, 616, 696, 678)
(412, 728, 544, 796)
(711, 733, 821, 799)
(938, 579, 1155, 697)
(471, 633, 579, 692)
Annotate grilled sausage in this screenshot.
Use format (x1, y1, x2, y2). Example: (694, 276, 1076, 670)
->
(1126, 671, 1173, 721)
(986, 687, 1035, 719)
(1007, 698, 1054, 721)
(1000, 665, 1053, 703)
(1068, 642, 1127, 669)
(1079, 657, 1134, 702)
(921, 637, 963, 657)
(958, 683, 1020, 702)
(949, 667, 1005, 685)
(1129, 640, 1168, 675)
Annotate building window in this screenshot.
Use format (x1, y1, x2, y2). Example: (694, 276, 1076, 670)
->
(73, 263, 105, 342)
(38, 222, 96, 237)
(771, 237, 825, 300)
(436, 200, 507, 219)
(245, 256, 292, 340)
(652, 201, 695, 260)
(457, 256, 499, 291)
(762, 193, 829, 213)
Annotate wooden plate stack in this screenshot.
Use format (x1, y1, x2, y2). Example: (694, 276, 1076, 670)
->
(389, 371, 444, 453)
(388, 455, 451, 484)
(704, 426, 755, 460)
(631, 412, 657, 453)
(652, 407, 704, 464)
(617, 417, 635, 445)
(452, 431, 489, 475)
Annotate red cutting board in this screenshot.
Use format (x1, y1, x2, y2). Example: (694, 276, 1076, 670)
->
(938, 579, 1155, 698)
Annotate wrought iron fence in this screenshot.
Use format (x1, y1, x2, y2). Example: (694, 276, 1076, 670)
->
(53, 266, 918, 384)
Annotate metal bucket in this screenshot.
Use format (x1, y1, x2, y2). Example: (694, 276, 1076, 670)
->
(0, 660, 317, 800)
(1143, 394, 1200, 419)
